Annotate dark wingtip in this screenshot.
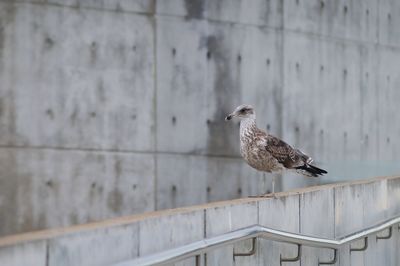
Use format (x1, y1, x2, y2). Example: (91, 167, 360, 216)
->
(296, 164, 327, 177)
(309, 165, 328, 175)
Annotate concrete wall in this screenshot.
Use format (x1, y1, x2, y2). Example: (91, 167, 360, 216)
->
(1, 0, 400, 236)
(0, 176, 399, 266)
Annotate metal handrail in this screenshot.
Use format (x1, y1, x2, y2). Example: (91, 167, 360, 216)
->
(114, 216, 400, 266)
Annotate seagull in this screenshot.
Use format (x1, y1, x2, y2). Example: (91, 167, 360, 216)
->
(225, 104, 327, 197)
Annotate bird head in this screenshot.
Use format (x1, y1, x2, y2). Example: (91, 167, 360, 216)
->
(225, 104, 255, 121)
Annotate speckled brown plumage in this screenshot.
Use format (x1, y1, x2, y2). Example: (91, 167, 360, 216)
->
(226, 104, 327, 178)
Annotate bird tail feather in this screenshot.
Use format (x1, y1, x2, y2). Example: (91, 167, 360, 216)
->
(295, 164, 327, 178)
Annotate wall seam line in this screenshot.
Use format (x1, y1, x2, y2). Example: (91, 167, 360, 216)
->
(45, 240, 49, 266)
(153, 1, 158, 211)
(0, 0, 153, 17)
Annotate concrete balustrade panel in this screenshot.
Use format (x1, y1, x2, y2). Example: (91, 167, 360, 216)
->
(363, 179, 390, 266)
(299, 187, 336, 265)
(139, 210, 204, 266)
(387, 178, 400, 265)
(335, 179, 388, 265)
(371, 178, 399, 266)
(258, 195, 300, 266)
(48, 224, 139, 266)
(205, 201, 258, 266)
(387, 177, 400, 218)
(0, 241, 46, 266)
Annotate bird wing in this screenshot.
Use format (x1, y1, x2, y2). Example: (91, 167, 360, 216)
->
(265, 134, 311, 169)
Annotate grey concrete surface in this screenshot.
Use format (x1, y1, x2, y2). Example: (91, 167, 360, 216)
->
(1, 0, 400, 236)
(1, 176, 398, 266)
(0, 241, 47, 266)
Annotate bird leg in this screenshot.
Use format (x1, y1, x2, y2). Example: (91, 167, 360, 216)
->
(272, 175, 275, 194)
(248, 175, 277, 199)
(272, 175, 276, 198)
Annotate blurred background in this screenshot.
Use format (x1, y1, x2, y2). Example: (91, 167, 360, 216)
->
(1, 0, 400, 237)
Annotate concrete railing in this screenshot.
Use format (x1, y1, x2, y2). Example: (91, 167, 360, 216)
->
(1, 176, 399, 266)
(119, 216, 400, 266)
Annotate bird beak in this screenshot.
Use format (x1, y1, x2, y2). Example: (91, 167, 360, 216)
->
(225, 113, 234, 121)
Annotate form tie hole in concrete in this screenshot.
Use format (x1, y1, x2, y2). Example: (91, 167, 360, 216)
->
(207, 186, 211, 193)
(365, 72, 369, 78)
(320, 1, 324, 9)
(237, 188, 242, 195)
(343, 5, 348, 14)
(206, 119, 211, 125)
(207, 50, 211, 60)
(295, 62, 300, 70)
(388, 13, 391, 20)
(132, 184, 137, 190)
(45, 37, 54, 49)
(172, 48, 176, 56)
(46, 180, 53, 188)
(387, 75, 390, 81)
(132, 45, 136, 52)
(296, 0, 299, 5)
(320, 129, 324, 135)
(366, 9, 369, 15)
(266, 124, 271, 130)
(91, 183, 96, 189)
(320, 65, 324, 71)
(266, 58, 270, 66)
(237, 54, 242, 63)
(46, 109, 54, 120)
(90, 112, 96, 118)
(295, 126, 300, 133)
(172, 185, 177, 192)
(387, 137, 390, 143)
(343, 69, 348, 78)
(344, 132, 347, 138)
(172, 116, 177, 125)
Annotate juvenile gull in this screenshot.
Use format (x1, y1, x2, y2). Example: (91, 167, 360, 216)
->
(225, 104, 327, 196)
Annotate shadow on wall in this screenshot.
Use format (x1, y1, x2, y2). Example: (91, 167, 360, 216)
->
(206, 34, 242, 156)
